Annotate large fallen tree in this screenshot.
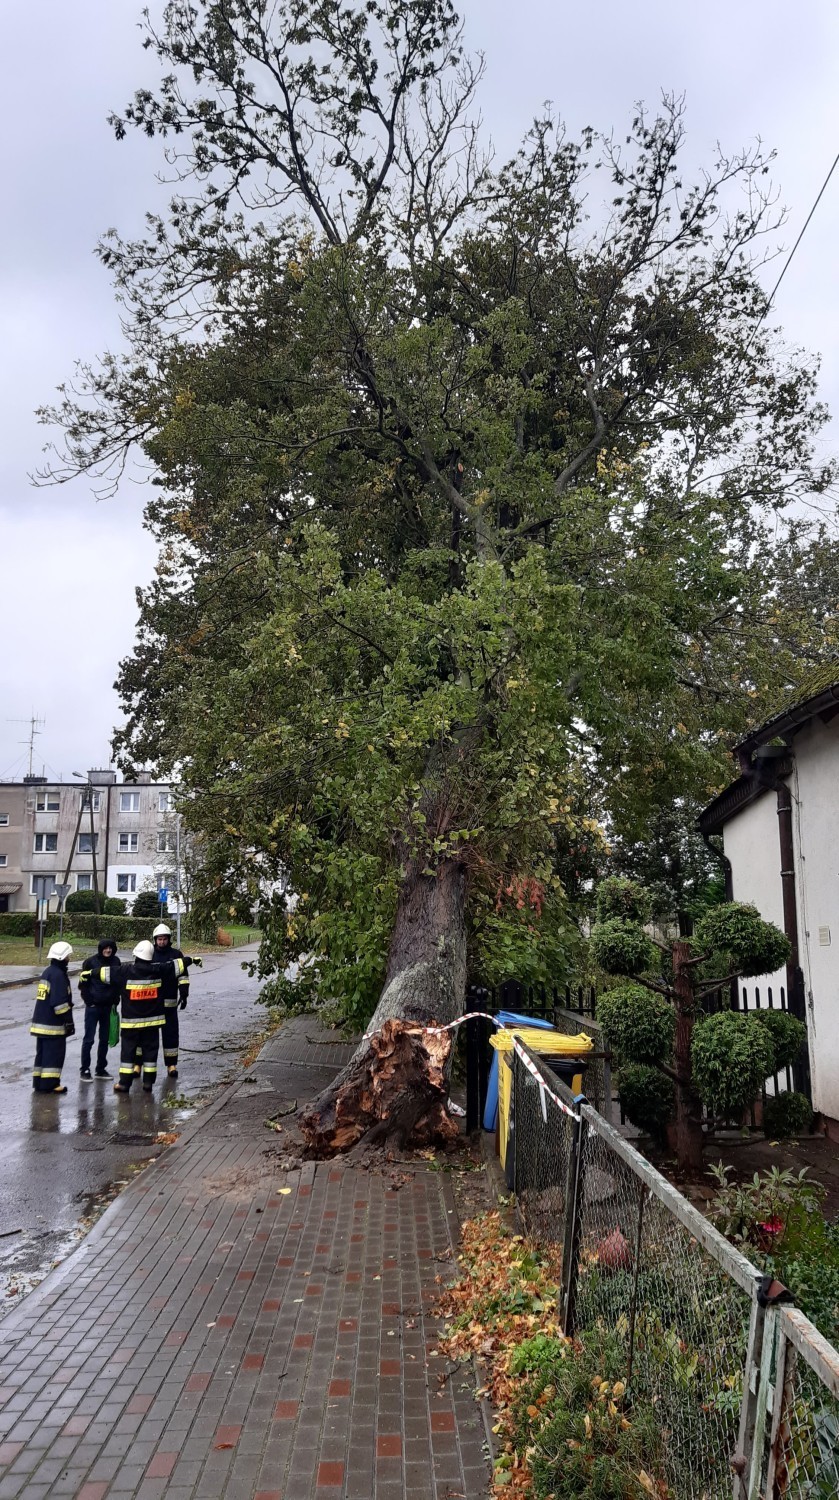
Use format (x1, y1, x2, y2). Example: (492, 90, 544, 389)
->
(43, 0, 839, 1151)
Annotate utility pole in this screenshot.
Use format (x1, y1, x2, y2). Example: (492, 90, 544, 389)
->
(175, 812, 182, 948)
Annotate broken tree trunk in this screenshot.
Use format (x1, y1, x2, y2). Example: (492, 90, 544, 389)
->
(299, 854, 467, 1155)
(666, 939, 705, 1173)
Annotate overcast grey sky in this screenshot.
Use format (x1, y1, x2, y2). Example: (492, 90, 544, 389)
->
(2, 0, 838, 779)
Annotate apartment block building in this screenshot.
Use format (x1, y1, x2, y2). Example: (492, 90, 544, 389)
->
(0, 770, 176, 913)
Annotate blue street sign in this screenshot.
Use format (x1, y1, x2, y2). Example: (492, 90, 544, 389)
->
(158, 888, 168, 903)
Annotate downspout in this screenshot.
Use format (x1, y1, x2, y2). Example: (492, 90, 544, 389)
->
(776, 781, 812, 1100)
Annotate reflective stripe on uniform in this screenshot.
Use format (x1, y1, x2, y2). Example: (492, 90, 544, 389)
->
(40, 1068, 63, 1078)
(54, 1003, 71, 1015)
(163, 999, 179, 1008)
(99, 967, 111, 983)
(174, 957, 185, 976)
(30, 1024, 66, 1036)
(120, 1017, 164, 1029)
(142, 1063, 157, 1074)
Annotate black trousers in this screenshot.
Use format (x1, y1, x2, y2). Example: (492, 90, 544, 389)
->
(119, 1026, 160, 1089)
(161, 1005, 180, 1069)
(81, 1004, 111, 1073)
(33, 1034, 67, 1092)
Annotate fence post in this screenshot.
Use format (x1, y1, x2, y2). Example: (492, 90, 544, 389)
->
(763, 1323, 795, 1498)
(560, 1099, 588, 1337)
(626, 1182, 647, 1388)
(465, 1017, 480, 1133)
(732, 1296, 771, 1500)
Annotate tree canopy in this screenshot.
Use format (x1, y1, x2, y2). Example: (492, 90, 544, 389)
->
(42, 0, 839, 1039)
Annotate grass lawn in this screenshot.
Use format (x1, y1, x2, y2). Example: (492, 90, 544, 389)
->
(0, 927, 261, 967)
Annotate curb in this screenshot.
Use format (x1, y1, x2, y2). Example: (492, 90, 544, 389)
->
(0, 962, 83, 992)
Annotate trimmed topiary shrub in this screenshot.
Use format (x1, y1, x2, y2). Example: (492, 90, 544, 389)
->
(691, 1011, 775, 1118)
(595, 877, 652, 927)
(132, 890, 168, 918)
(617, 1063, 675, 1138)
(597, 983, 675, 1064)
(763, 1091, 814, 1139)
(590, 919, 656, 977)
(0, 913, 36, 937)
(65, 892, 127, 916)
(692, 903, 790, 978)
(751, 1008, 807, 1073)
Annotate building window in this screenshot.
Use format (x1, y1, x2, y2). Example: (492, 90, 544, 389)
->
(35, 790, 60, 812)
(0, 813, 8, 826)
(33, 833, 58, 854)
(159, 791, 174, 813)
(157, 833, 176, 853)
(117, 873, 137, 894)
(79, 791, 101, 813)
(30, 874, 57, 896)
(77, 833, 99, 854)
(118, 832, 139, 853)
(0, 854, 7, 868)
(76, 874, 92, 892)
(119, 792, 141, 813)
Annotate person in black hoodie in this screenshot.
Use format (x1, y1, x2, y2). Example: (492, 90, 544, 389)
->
(78, 936, 120, 1080)
(152, 923, 189, 1078)
(31, 941, 76, 1093)
(112, 940, 199, 1094)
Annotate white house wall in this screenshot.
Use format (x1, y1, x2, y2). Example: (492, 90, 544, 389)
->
(788, 715, 839, 1120)
(722, 788, 790, 1093)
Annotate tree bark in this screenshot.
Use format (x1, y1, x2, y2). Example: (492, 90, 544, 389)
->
(666, 940, 705, 1173)
(299, 854, 467, 1155)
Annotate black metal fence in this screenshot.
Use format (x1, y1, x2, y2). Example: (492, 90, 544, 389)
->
(508, 1039, 839, 1500)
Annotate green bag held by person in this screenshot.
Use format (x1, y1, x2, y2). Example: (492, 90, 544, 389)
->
(108, 1006, 120, 1048)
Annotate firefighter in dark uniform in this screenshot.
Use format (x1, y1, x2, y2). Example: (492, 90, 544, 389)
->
(113, 940, 198, 1094)
(31, 941, 76, 1093)
(152, 923, 189, 1078)
(78, 936, 120, 1080)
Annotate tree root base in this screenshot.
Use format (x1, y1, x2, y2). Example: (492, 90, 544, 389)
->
(299, 1018, 459, 1157)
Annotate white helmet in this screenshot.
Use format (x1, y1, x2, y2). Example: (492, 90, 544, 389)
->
(48, 941, 73, 963)
(133, 940, 155, 962)
(152, 923, 171, 938)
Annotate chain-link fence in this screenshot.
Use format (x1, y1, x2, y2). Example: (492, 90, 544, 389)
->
(509, 1040, 839, 1499)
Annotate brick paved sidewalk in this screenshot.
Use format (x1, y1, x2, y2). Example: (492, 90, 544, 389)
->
(0, 1016, 491, 1499)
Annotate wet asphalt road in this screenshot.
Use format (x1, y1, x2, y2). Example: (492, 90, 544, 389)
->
(0, 947, 265, 1315)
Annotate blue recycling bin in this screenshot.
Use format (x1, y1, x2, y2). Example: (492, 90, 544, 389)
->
(482, 1010, 556, 1131)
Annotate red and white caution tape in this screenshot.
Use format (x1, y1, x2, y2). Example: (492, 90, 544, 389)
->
(511, 1035, 581, 1121)
(363, 1010, 498, 1040)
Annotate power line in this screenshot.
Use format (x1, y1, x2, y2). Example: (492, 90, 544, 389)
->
(747, 147, 839, 351)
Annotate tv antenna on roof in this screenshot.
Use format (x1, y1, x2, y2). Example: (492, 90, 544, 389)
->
(6, 714, 45, 777)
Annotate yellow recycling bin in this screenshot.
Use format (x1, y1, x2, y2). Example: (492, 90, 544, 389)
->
(490, 1027, 594, 1168)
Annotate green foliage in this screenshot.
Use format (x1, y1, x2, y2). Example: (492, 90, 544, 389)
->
(42, 0, 839, 1028)
(763, 1090, 814, 1139)
(691, 1012, 775, 1117)
(692, 903, 791, 978)
(597, 982, 675, 1064)
(132, 890, 168, 919)
(709, 1163, 839, 1344)
(0, 913, 35, 937)
(595, 877, 652, 926)
(509, 1327, 665, 1500)
(590, 918, 656, 977)
(751, 1008, 807, 1073)
(616, 1063, 675, 1136)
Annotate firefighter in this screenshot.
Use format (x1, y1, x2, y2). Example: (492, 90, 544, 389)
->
(31, 941, 76, 1094)
(78, 937, 120, 1080)
(152, 923, 189, 1078)
(113, 940, 199, 1095)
